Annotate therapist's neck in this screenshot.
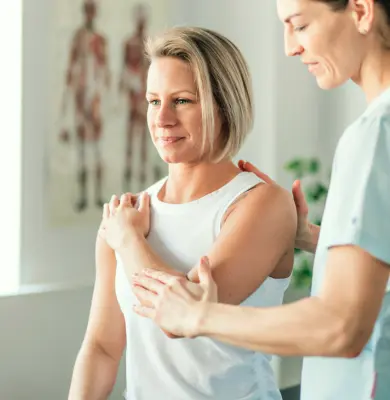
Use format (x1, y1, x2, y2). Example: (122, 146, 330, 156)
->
(355, 46, 390, 103)
(160, 159, 239, 204)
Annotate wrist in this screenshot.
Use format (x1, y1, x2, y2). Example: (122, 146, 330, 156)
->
(117, 230, 144, 255)
(195, 301, 215, 337)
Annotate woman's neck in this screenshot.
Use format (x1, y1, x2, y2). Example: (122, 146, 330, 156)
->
(159, 160, 241, 204)
(355, 47, 390, 103)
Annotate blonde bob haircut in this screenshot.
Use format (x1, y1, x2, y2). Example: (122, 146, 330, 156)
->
(145, 26, 254, 162)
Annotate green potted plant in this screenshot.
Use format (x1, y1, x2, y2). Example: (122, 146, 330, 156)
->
(284, 157, 330, 289)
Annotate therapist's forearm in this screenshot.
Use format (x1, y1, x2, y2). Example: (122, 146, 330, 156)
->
(198, 297, 356, 357)
(297, 223, 320, 254)
(117, 232, 183, 279)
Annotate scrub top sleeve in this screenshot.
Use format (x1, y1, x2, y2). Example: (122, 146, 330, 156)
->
(326, 115, 390, 265)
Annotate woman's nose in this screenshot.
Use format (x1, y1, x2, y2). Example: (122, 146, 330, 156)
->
(155, 103, 176, 128)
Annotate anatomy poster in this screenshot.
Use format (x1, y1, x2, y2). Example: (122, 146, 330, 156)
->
(47, 0, 168, 226)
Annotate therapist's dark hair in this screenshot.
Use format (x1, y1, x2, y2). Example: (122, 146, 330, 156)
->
(316, 0, 390, 47)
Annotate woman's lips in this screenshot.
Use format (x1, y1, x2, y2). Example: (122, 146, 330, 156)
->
(158, 137, 185, 146)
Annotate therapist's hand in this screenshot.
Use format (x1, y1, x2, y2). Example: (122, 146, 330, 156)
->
(238, 160, 314, 252)
(132, 257, 217, 338)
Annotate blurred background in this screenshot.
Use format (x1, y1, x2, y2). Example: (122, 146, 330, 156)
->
(0, 0, 366, 399)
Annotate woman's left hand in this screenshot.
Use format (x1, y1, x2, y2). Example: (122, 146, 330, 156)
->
(99, 191, 151, 250)
(132, 256, 217, 338)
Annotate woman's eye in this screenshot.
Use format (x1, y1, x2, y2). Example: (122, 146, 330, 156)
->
(175, 98, 190, 105)
(294, 25, 307, 32)
(148, 99, 160, 106)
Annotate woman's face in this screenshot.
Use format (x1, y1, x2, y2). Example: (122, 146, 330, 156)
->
(277, 0, 368, 89)
(146, 57, 222, 165)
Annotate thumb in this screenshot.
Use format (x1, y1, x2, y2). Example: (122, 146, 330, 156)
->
(292, 180, 308, 215)
(187, 255, 210, 283)
(187, 265, 199, 283)
(138, 192, 150, 213)
(198, 256, 215, 292)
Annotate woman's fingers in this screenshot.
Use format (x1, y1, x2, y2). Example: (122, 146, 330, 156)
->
(102, 203, 109, 219)
(119, 193, 128, 209)
(107, 192, 135, 214)
(138, 192, 150, 214)
(109, 194, 119, 215)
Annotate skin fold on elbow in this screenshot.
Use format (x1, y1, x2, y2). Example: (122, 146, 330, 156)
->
(314, 300, 370, 359)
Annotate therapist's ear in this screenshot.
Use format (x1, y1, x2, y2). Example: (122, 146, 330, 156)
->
(350, 0, 374, 35)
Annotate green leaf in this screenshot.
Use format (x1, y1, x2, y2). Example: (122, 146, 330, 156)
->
(307, 158, 320, 175)
(292, 256, 313, 288)
(305, 183, 328, 203)
(284, 159, 305, 178)
(284, 159, 302, 171)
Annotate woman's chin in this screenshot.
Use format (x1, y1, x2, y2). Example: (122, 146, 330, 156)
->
(158, 153, 183, 164)
(157, 149, 190, 164)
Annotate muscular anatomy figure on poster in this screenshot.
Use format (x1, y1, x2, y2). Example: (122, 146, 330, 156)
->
(60, 0, 110, 212)
(52, 0, 166, 222)
(118, 5, 150, 191)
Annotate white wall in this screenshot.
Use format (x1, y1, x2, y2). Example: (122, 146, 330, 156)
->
(0, 286, 126, 400)
(0, 1, 125, 398)
(20, 0, 101, 287)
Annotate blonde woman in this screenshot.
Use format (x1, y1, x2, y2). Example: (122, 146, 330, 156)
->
(68, 27, 296, 400)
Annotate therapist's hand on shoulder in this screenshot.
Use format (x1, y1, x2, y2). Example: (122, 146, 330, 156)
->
(99, 191, 151, 250)
(238, 159, 314, 252)
(132, 256, 217, 338)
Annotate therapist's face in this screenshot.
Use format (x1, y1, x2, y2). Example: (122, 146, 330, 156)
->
(277, 0, 368, 89)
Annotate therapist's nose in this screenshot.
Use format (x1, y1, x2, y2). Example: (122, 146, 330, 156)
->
(285, 31, 304, 57)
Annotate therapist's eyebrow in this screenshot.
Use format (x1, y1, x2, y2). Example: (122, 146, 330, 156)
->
(284, 13, 302, 23)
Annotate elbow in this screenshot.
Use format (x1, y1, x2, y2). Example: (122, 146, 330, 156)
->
(335, 328, 369, 359)
(320, 317, 369, 359)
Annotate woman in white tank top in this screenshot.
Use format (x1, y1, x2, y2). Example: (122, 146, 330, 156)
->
(69, 26, 297, 400)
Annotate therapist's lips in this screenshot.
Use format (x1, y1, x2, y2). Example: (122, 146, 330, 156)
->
(306, 62, 320, 74)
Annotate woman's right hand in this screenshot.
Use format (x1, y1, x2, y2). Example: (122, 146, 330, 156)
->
(238, 160, 314, 251)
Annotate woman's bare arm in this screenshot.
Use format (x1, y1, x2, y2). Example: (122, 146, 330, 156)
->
(119, 182, 297, 305)
(68, 233, 126, 400)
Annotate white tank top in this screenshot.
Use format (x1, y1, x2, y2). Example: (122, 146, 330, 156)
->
(115, 171, 291, 400)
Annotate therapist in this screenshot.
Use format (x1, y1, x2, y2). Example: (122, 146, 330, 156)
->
(133, 1, 390, 399)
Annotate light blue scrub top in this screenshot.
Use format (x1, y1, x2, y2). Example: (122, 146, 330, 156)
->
(300, 87, 390, 400)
